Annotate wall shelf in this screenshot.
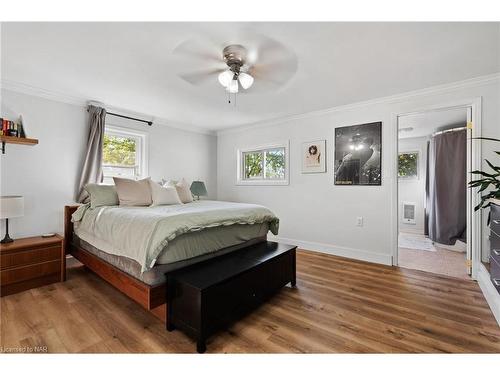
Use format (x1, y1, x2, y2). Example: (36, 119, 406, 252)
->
(1, 135, 39, 154)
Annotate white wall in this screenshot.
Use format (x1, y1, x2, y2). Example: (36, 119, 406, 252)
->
(398, 136, 428, 234)
(0, 89, 217, 238)
(217, 76, 500, 265)
(1, 76, 499, 267)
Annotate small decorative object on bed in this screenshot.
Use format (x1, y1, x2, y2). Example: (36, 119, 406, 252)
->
(190, 180, 207, 200)
(334, 121, 382, 185)
(301, 140, 326, 173)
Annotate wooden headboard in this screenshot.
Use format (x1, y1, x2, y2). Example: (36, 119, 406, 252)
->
(64, 205, 79, 255)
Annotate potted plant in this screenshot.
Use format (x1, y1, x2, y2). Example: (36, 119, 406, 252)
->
(469, 137, 500, 223)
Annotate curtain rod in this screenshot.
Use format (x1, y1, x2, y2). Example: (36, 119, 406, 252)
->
(87, 106, 153, 126)
(107, 112, 153, 126)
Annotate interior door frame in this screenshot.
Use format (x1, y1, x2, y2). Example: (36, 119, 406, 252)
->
(391, 97, 482, 279)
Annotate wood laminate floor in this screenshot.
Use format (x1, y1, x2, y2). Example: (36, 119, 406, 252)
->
(1, 250, 500, 353)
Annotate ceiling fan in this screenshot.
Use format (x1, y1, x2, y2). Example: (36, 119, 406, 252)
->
(173, 33, 297, 102)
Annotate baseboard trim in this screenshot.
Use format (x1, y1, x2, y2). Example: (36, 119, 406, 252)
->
(477, 264, 500, 326)
(399, 228, 424, 235)
(271, 236, 393, 266)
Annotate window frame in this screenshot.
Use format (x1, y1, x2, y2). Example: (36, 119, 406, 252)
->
(102, 125, 148, 183)
(398, 150, 420, 181)
(236, 141, 290, 186)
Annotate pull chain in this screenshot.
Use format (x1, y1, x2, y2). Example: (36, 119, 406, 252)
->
(228, 92, 237, 106)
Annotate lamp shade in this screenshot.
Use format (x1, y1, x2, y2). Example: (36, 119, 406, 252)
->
(238, 72, 254, 89)
(190, 181, 207, 197)
(0, 196, 24, 219)
(218, 70, 233, 87)
(227, 79, 239, 93)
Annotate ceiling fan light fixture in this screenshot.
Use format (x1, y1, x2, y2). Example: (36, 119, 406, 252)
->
(218, 70, 234, 87)
(238, 72, 254, 90)
(227, 78, 239, 93)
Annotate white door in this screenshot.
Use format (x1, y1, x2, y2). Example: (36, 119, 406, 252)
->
(466, 106, 473, 276)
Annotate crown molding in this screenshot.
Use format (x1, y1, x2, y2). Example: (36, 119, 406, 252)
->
(0, 79, 215, 136)
(216, 72, 500, 136)
(2, 73, 498, 138)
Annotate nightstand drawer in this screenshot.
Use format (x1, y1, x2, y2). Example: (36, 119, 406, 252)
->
(1, 259, 61, 285)
(1, 245, 61, 270)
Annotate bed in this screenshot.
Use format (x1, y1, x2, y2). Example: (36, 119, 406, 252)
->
(63, 200, 279, 322)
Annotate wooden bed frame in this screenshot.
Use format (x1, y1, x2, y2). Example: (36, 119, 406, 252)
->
(64, 205, 167, 322)
(63, 205, 267, 323)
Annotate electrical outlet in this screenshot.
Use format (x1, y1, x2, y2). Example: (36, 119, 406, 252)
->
(356, 217, 363, 227)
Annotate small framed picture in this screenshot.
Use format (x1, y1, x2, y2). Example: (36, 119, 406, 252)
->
(302, 140, 326, 173)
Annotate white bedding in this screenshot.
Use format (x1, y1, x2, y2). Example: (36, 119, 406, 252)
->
(72, 200, 279, 272)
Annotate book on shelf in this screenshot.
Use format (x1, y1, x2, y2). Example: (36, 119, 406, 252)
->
(0, 117, 27, 138)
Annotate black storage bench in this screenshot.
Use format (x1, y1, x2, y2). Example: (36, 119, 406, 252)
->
(165, 241, 297, 353)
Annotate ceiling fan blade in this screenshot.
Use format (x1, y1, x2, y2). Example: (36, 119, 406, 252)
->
(229, 30, 297, 92)
(172, 39, 222, 63)
(246, 59, 298, 93)
(178, 67, 226, 85)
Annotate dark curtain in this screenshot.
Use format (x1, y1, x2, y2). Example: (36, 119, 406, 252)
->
(424, 129, 467, 245)
(424, 140, 430, 237)
(76, 105, 107, 202)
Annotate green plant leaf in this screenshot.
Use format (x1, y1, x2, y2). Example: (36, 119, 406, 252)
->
(485, 159, 500, 173)
(478, 183, 490, 193)
(471, 170, 497, 178)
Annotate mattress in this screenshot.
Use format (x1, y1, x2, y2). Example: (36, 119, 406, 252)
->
(72, 222, 269, 286)
(72, 200, 278, 272)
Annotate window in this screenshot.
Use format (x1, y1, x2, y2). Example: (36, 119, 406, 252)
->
(237, 142, 289, 185)
(102, 126, 147, 184)
(398, 151, 419, 179)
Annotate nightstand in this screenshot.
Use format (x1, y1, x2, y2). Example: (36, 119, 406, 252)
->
(0, 235, 65, 297)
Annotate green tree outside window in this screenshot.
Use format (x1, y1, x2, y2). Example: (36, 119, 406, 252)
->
(103, 134, 136, 166)
(243, 148, 285, 180)
(398, 152, 419, 178)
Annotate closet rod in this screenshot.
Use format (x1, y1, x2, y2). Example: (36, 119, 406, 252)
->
(432, 126, 466, 137)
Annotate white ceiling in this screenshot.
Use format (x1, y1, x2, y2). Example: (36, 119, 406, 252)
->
(398, 107, 467, 139)
(1, 22, 499, 131)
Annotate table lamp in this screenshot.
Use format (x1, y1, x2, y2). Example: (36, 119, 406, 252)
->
(0, 196, 24, 243)
(190, 181, 207, 201)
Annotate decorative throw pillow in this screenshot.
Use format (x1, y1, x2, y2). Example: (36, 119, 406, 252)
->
(164, 178, 193, 203)
(160, 178, 177, 186)
(149, 180, 182, 206)
(85, 184, 119, 209)
(113, 177, 153, 206)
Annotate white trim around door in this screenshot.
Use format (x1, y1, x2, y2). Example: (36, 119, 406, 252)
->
(391, 97, 483, 279)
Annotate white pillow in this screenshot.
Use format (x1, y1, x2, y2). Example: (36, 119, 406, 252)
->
(149, 180, 182, 206)
(165, 178, 193, 203)
(113, 177, 152, 206)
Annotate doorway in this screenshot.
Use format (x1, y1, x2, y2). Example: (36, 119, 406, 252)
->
(393, 102, 481, 279)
